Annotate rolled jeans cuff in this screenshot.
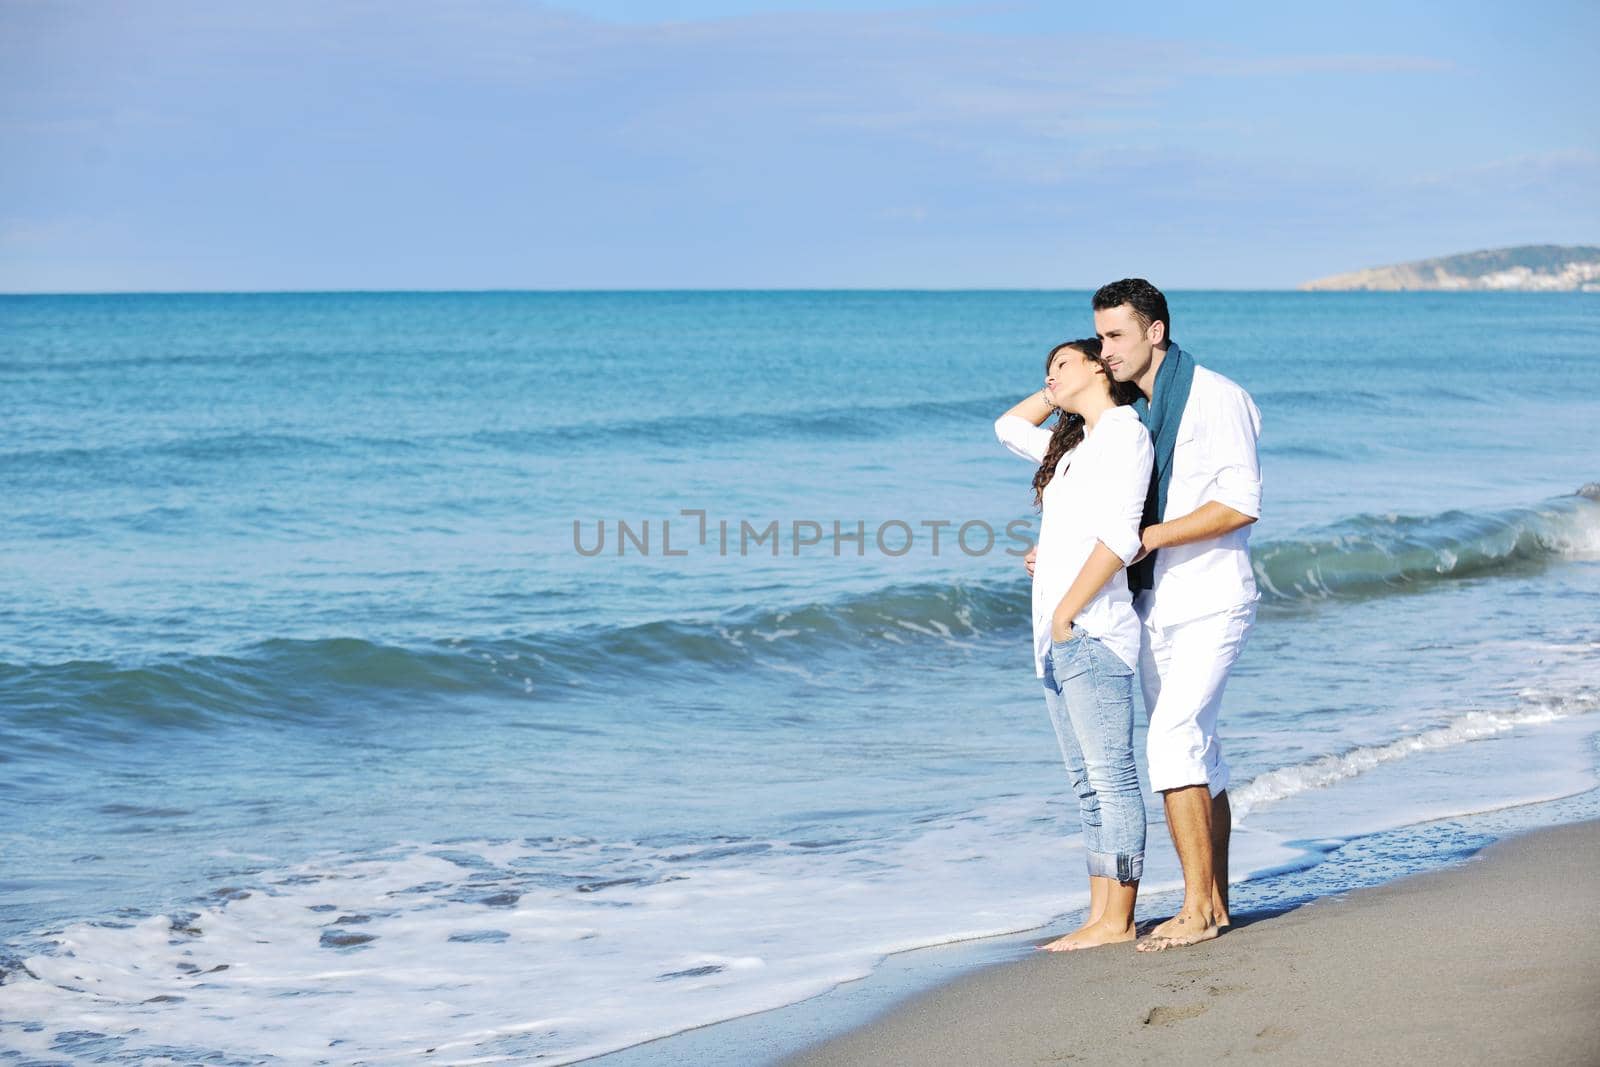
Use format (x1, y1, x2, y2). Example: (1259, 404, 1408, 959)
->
(1086, 849, 1143, 884)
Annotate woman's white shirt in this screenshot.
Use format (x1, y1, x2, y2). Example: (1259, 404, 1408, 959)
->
(994, 408, 1154, 675)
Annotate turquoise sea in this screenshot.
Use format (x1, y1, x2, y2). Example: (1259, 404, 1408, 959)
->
(1, 291, 1597, 1063)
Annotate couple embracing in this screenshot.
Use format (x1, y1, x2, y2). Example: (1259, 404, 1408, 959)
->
(994, 278, 1262, 953)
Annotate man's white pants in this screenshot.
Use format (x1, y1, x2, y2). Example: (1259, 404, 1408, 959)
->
(1139, 600, 1257, 796)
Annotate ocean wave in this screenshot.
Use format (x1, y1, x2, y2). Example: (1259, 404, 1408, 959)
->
(0, 388, 1492, 475)
(1250, 387, 1390, 412)
(0, 582, 1018, 735)
(1, 397, 1016, 481)
(474, 394, 1016, 452)
(1252, 487, 1600, 601)
(0, 792, 1098, 1066)
(1259, 440, 1374, 460)
(1231, 684, 1600, 820)
(4, 490, 1594, 734)
(0, 637, 497, 739)
(2, 431, 420, 474)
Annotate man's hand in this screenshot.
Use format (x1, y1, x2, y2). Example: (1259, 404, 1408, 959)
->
(1024, 545, 1037, 578)
(1050, 612, 1076, 643)
(1130, 525, 1160, 566)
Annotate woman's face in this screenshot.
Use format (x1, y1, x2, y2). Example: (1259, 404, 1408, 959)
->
(1044, 345, 1102, 407)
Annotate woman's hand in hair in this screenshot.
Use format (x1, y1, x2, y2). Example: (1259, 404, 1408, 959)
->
(1003, 388, 1056, 426)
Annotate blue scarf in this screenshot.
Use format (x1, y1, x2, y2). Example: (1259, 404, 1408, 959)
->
(1128, 343, 1195, 594)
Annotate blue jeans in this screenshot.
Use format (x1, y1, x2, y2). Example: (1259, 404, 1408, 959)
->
(1040, 630, 1146, 883)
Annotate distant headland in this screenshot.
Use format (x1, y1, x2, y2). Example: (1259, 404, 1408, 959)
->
(1301, 244, 1600, 291)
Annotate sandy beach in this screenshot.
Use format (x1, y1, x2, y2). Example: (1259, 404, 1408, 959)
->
(778, 819, 1600, 1066)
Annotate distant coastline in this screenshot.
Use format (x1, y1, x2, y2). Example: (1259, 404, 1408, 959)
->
(1302, 244, 1600, 292)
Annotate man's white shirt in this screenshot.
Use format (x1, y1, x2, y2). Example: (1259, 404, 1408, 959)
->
(1136, 364, 1263, 629)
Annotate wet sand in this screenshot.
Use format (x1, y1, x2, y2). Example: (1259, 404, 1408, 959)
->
(777, 819, 1600, 1066)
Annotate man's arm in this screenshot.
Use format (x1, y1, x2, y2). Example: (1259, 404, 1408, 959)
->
(1134, 383, 1261, 561)
(1134, 501, 1255, 562)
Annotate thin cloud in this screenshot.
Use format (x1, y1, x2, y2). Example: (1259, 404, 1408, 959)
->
(1217, 53, 1454, 76)
(1404, 150, 1600, 200)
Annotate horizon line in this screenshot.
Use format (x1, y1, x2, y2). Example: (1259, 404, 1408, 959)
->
(5, 285, 1592, 298)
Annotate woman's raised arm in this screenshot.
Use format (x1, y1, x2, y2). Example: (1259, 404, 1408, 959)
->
(994, 388, 1056, 464)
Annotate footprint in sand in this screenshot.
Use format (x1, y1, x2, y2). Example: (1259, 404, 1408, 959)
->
(1144, 1003, 1208, 1025)
(1253, 1023, 1298, 1052)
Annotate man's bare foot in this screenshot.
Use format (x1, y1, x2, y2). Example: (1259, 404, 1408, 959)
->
(1135, 909, 1221, 952)
(1039, 919, 1136, 952)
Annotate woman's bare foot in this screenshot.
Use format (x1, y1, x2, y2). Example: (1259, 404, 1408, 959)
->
(1135, 909, 1221, 952)
(1036, 917, 1098, 950)
(1039, 919, 1136, 952)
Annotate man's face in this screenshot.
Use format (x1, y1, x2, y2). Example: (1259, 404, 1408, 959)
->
(1094, 304, 1162, 383)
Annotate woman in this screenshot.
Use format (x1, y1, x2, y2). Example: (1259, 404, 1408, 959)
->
(994, 338, 1153, 951)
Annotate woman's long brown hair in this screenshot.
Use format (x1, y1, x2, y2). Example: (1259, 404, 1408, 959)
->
(1031, 338, 1144, 508)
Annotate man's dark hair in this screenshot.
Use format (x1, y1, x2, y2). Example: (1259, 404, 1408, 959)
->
(1091, 278, 1171, 342)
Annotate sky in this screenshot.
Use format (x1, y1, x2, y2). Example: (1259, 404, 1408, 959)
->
(1, 0, 1597, 291)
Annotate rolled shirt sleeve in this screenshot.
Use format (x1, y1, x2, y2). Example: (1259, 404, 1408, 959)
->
(1091, 414, 1154, 565)
(1205, 388, 1263, 519)
(993, 413, 1053, 464)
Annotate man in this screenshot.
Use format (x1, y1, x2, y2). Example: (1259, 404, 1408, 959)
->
(1026, 279, 1262, 951)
